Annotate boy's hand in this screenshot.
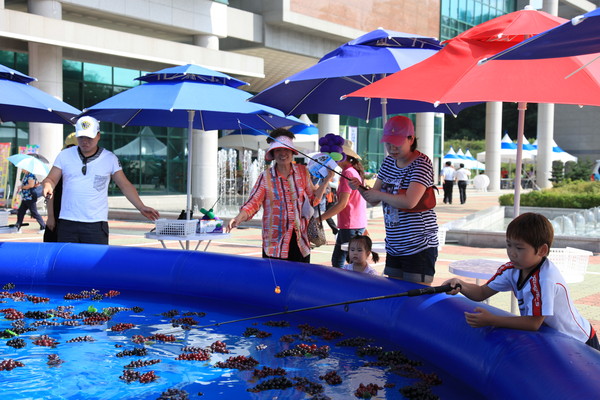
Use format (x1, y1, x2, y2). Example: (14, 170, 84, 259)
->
(442, 278, 463, 295)
(464, 307, 494, 328)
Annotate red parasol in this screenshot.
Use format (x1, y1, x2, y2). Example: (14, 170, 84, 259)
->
(347, 8, 600, 215)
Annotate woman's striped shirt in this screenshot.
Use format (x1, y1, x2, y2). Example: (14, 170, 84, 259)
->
(377, 153, 438, 256)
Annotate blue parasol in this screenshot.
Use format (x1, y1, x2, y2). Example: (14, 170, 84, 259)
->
(250, 28, 478, 121)
(0, 64, 80, 124)
(81, 64, 301, 218)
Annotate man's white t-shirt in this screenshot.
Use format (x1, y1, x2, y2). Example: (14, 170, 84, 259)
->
(53, 146, 122, 222)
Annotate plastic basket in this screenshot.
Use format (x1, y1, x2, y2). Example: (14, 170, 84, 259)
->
(155, 219, 197, 237)
(0, 211, 8, 227)
(548, 247, 592, 284)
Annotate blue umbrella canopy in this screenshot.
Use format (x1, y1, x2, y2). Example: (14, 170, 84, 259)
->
(483, 8, 600, 60)
(7, 153, 50, 176)
(0, 64, 81, 124)
(82, 64, 301, 217)
(250, 29, 478, 121)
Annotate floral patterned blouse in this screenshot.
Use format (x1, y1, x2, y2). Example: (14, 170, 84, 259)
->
(20, 172, 37, 201)
(240, 164, 314, 259)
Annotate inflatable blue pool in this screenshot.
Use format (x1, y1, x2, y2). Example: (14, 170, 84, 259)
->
(0, 241, 599, 399)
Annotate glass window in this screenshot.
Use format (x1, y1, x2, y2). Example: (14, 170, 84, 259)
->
(83, 63, 112, 85)
(63, 60, 83, 81)
(114, 67, 141, 87)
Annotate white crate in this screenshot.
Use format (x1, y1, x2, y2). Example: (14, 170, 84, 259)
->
(548, 247, 592, 284)
(0, 210, 8, 227)
(155, 219, 197, 237)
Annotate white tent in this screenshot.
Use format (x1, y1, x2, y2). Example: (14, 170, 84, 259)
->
(114, 127, 167, 157)
(218, 124, 319, 153)
(476, 133, 534, 163)
(532, 139, 578, 163)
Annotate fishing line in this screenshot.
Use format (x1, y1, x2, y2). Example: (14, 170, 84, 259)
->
(236, 121, 369, 190)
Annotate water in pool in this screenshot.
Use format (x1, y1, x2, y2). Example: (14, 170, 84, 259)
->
(0, 283, 482, 399)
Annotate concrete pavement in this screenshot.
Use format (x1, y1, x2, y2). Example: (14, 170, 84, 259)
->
(2, 187, 599, 329)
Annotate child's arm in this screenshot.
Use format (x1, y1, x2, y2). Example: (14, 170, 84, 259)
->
(442, 278, 497, 302)
(465, 308, 545, 331)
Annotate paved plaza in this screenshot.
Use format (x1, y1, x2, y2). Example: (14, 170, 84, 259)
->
(2, 188, 599, 330)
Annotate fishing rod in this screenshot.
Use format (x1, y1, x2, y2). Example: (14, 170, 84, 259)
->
(237, 122, 369, 190)
(197, 283, 459, 328)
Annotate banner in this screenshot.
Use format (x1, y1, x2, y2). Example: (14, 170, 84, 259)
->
(0, 143, 11, 207)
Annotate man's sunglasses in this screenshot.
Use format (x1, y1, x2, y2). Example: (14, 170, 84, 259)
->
(82, 159, 88, 175)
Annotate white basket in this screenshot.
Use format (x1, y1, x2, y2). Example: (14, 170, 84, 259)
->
(155, 219, 197, 237)
(548, 247, 592, 284)
(0, 210, 8, 227)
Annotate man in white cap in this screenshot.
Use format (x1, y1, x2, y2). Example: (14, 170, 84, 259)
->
(42, 116, 160, 244)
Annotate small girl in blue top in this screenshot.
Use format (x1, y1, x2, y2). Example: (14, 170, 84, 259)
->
(15, 169, 46, 233)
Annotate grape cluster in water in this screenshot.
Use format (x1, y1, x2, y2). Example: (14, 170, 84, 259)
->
(214, 355, 259, 370)
(116, 347, 148, 357)
(243, 327, 272, 338)
(253, 366, 287, 378)
(354, 383, 383, 399)
(319, 370, 342, 385)
(0, 359, 24, 371)
(400, 383, 440, 400)
(156, 388, 190, 400)
(124, 359, 161, 369)
(275, 343, 330, 359)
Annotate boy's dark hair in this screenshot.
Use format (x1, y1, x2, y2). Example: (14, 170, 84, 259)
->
(345, 235, 380, 264)
(267, 127, 295, 144)
(506, 212, 554, 251)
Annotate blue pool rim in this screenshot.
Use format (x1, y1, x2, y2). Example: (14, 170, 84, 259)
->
(1, 241, 599, 399)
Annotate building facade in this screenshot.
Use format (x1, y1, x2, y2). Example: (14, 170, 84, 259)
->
(0, 0, 598, 208)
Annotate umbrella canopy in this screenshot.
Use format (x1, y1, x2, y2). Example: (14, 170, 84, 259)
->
(81, 64, 301, 217)
(249, 28, 477, 121)
(348, 8, 600, 214)
(485, 8, 600, 60)
(7, 153, 50, 176)
(0, 64, 81, 124)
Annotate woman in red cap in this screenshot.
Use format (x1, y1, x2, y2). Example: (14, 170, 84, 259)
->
(227, 128, 333, 263)
(350, 116, 439, 284)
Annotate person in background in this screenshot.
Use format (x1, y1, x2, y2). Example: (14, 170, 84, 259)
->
(318, 137, 367, 268)
(455, 163, 471, 205)
(350, 116, 438, 284)
(14, 168, 46, 234)
(342, 235, 379, 275)
(226, 128, 333, 263)
(443, 213, 599, 351)
(441, 161, 456, 204)
(43, 133, 77, 242)
(42, 116, 160, 244)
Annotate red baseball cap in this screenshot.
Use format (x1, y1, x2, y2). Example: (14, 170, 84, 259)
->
(381, 116, 414, 146)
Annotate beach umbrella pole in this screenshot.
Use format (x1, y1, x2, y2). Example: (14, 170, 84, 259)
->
(513, 102, 527, 217)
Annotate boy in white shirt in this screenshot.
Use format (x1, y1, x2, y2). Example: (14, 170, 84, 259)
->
(444, 212, 599, 350)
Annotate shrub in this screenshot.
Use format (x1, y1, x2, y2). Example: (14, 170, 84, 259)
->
(499, 181, 600, 209)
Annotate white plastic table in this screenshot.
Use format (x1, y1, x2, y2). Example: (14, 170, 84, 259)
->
(145, 232, 230, 251)
(448, 258, 518, 314)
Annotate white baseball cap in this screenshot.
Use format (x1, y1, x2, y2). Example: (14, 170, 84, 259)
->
(75, 116, 100, 139)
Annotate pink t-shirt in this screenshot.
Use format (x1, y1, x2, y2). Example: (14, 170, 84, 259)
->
(337, 166, 367, 229)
